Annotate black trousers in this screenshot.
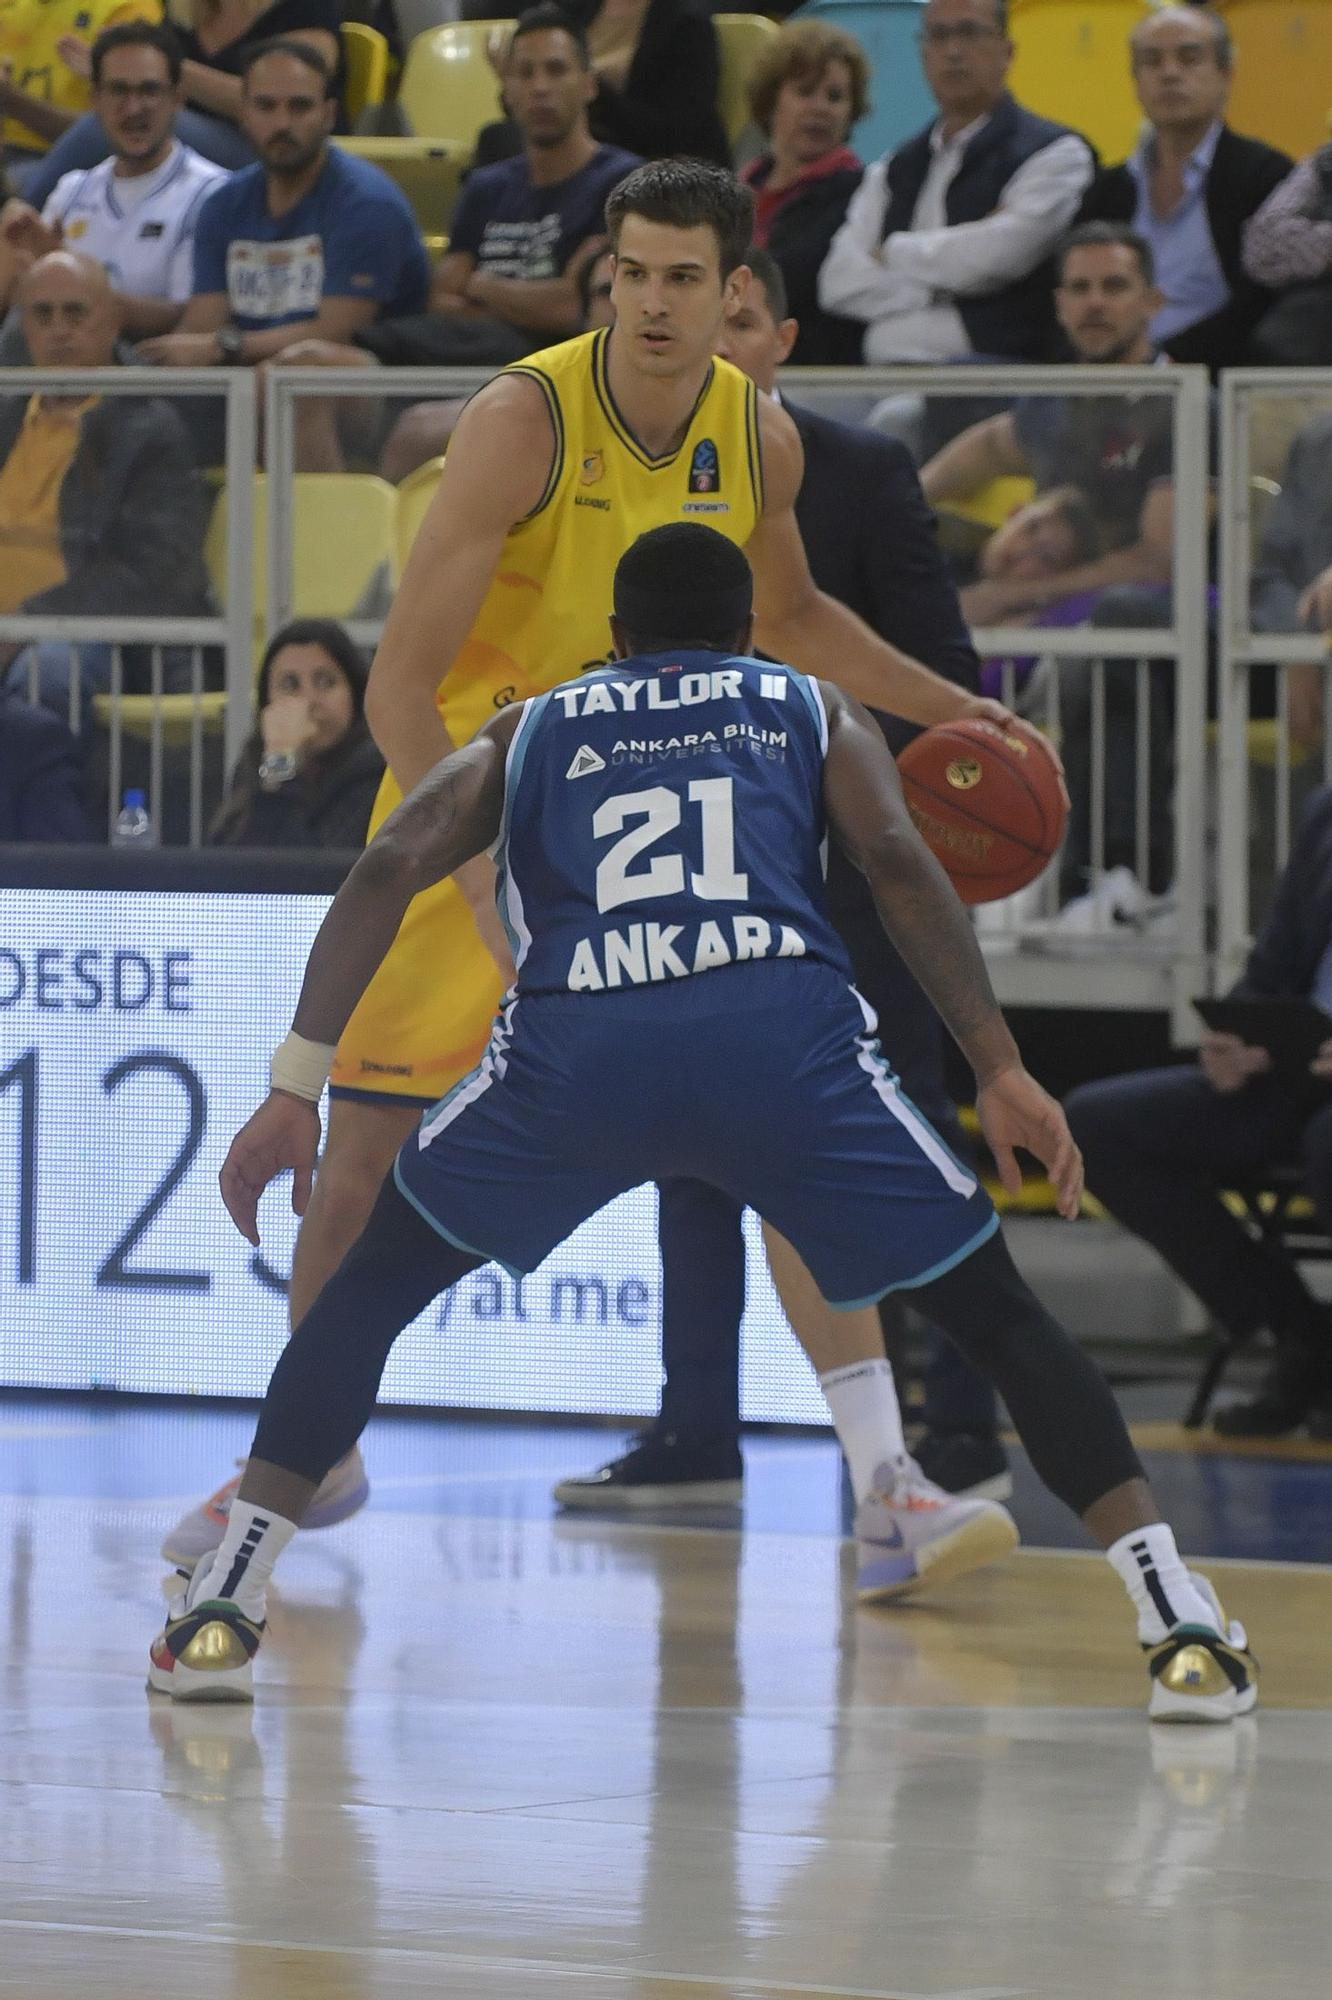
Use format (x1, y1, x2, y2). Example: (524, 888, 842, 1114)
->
(1066, 1063, 1332, 1348)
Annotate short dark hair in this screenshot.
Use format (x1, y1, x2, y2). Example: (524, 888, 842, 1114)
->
(91, 19, 182, 87)
(614, 523, 754, 653)
(240, 35, 334, 92)
(1057, 221, 1156, 287)
(606, 160, 755, 279)
(510, 3, 590, 65)
(744, 246, 789, 323)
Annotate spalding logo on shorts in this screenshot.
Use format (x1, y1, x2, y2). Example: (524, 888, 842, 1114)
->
(945, 757, 982, 790)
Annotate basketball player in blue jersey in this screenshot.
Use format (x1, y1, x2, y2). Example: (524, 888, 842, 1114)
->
(149, 526, 1257, 1725)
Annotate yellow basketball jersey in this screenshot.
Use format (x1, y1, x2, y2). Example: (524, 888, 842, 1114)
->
(0, 0, 160, 152)
(435, 325, 764, 749)
(337, 328, 763, 1103)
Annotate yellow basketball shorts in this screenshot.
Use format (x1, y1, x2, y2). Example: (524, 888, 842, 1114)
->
(330, 763, 504, 1106)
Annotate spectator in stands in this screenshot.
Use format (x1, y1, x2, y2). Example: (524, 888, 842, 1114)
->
(0, 249, 209, 711)
(277, 10, 636, 474)
(0, 690, 92, 839)
(1250, 411, 1332, 748)
(0, 0, 158, 184)
(1066, 789, 1332, 1438)
(481, 0, 727, 169)
(817, 0, 1093, 363)
(0, 22, 226, 336)
(554, 248, 1009, 1511)
(1243, 144, 1332, 365)
(921, 223, 1179, 917)
(1078, 6, 1289, 372)
(16, 0, 343, 202)
(136, 39, 425, 374)
(210, 617, 383, 847)
(740, 17, 868, 365)
(354, 7, 638, 368)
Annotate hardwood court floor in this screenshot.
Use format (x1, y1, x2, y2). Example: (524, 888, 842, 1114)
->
(2, 1474, 1331, 2000)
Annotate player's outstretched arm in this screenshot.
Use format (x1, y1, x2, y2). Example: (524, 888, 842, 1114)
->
(364, 374, 556, 799)
(746, 399, 1013, 729)
(218, 715, 520, 1244)
(821, 686, 1083, 1219)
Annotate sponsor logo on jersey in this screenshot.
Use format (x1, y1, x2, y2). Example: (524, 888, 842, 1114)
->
(566, 744, 606, 780)
(688, 438, 720, 493)
(579, 451, 604, 486)
(65, 218, 88, 240)
(574, 494, 611, 511)
(139, 221, 165, 240)
(682, 500, 729, 515)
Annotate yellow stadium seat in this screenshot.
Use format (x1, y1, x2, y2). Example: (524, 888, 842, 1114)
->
(91, 690, 227, 747)
(1008, 0, 1149, 166)
(396, 455, 447, 573)
(1224, 0, 1332, 161)
(342, 21, 391, 128)
(203, 473, 400, 632)
(398, 21, 511, 151)
(336, 137, 466, 235)
(937, 474, 1036, 531)
(713, 13, 780, 149)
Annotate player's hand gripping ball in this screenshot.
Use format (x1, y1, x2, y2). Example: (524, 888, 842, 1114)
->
(896, 718, 1068, 905)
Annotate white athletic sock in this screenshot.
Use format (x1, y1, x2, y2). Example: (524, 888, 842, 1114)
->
(1106, 1524, 1220, 1645)
(819, 1357, 908, 1504)
(185, 1501, 298, 1622)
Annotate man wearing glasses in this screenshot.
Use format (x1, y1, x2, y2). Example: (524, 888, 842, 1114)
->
(0, 22, 225, 338)
(818, 0, 1093, 363)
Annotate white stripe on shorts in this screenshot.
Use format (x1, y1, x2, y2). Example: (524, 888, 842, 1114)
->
(855, 1037, 978, 1198)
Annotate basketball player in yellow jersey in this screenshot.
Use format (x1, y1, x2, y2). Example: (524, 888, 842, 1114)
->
(164, 158, 1019, 1564)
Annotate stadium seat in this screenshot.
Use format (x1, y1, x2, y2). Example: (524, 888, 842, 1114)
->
(396, 455, 447, 573)
(1007, 0, 1147, 165)
(342, 22, 391, 128)
(398, 20, 511, 151)
(1225, 0, 1332, 160)
(90, 688, 226, 749)
(335, 137, 466, 236)
(713, 13, 779, 149)
(202, 473, 401, 635)
(789, 0, 935, 161)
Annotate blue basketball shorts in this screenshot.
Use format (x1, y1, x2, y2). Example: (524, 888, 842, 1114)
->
(392, 959, 997, 1307)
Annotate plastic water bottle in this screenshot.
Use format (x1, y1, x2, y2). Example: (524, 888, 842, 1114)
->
(112, 788, 156, 849)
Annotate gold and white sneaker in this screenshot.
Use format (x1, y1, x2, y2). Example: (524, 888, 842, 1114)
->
(147, 1578, 264, 1704)
(1146, 1574, 1258, 1724)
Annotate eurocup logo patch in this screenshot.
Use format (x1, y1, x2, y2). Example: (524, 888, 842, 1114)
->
(688, 438, 720, 493)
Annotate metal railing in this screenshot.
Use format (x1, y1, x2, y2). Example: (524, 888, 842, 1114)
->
(0, 367, 255, 844)
(1217, 369, 1332, 990)
(7, 356, 1307, 1034)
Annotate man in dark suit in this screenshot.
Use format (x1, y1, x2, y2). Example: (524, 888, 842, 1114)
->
(1077, 5, 1289, 371)
(553, 249, 1010, 1511)
(0, 694, 91, 842)
(1067, 789, 1332, 1438)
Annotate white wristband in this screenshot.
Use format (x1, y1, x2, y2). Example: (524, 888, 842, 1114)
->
(270, 1031, 335, 1103)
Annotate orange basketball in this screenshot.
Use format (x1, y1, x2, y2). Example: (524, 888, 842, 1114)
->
(896, 719, 1067, 905)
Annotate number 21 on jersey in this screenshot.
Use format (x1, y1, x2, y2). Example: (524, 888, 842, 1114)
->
(593, 778, 749, 914)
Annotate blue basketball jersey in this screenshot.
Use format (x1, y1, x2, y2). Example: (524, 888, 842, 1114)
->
(493, 651, 855, 996)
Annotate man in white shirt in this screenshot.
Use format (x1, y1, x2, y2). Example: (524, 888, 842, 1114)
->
(0, 21, 225, 337)
(818, 0, 1092, 363)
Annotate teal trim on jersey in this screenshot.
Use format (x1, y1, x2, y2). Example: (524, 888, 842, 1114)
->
(786, 665, 827, 747)
(391, 1157, 527, 1283)
(828, 1209, 999, 1308)
(494, 693, 551, 964)
(890, 1075, 981, 1188)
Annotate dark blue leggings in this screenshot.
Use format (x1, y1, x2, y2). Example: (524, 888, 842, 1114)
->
(250, 1175, 1143, 1521)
